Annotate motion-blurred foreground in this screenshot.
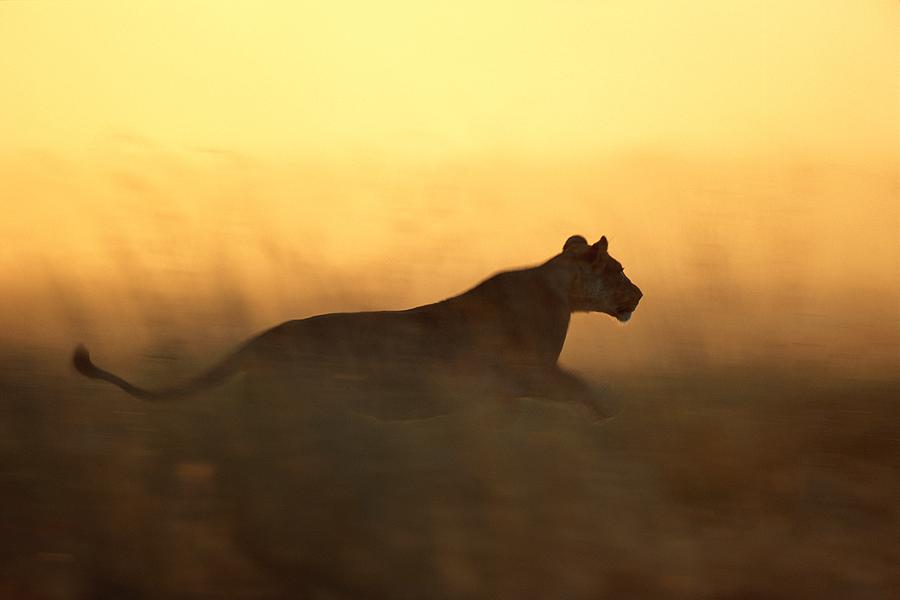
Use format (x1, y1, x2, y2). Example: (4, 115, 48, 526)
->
(1, 155, 898, 599)
(2, 349, 898, 598)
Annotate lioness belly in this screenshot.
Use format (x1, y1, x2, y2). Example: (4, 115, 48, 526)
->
(243, 311, 498, 420)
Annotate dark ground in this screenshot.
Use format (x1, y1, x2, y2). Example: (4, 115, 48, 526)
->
(1, 345, 898, 599)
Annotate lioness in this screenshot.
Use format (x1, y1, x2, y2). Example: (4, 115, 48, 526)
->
(73, 235, 641, 419)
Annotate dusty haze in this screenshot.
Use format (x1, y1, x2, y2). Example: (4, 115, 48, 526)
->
(2, 149, 897, 378)
(1, 2, 898, 598)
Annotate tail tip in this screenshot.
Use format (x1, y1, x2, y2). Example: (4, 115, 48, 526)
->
(72, 344, 95, 376)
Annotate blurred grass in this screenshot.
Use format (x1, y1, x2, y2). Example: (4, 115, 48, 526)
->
(1, 341, 897, 598)
(2, 151, 898, 378)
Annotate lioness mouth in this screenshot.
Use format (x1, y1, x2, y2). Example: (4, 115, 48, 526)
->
(615, 310, 633, 322)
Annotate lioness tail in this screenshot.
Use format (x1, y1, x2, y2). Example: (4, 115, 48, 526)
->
(72, 344, 239, 401)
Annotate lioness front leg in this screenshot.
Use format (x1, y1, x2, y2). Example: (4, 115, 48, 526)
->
(548, 368, 615, 421)
(513, 367, 615, 421)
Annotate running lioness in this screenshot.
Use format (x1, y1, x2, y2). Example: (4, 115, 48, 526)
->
(73, 235, 642, 419)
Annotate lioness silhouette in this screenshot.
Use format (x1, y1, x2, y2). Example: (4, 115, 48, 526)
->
(73, 235, 642, 420)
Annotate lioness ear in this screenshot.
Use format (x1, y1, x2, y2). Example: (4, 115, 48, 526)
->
(563, 235, 588, 252)
(594, 236, 608, 253)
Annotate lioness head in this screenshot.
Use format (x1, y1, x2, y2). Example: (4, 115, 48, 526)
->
(561, 235, 643, 321)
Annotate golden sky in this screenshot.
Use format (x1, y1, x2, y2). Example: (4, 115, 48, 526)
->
(1, 1, 897, 162)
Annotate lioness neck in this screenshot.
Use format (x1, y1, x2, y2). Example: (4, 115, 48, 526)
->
(443, 262, 572, 366)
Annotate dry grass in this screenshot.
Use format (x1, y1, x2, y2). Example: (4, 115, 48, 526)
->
(1, 341, 897, 599)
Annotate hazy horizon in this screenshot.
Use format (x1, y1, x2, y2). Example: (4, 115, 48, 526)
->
(2, 144, 897, 379)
